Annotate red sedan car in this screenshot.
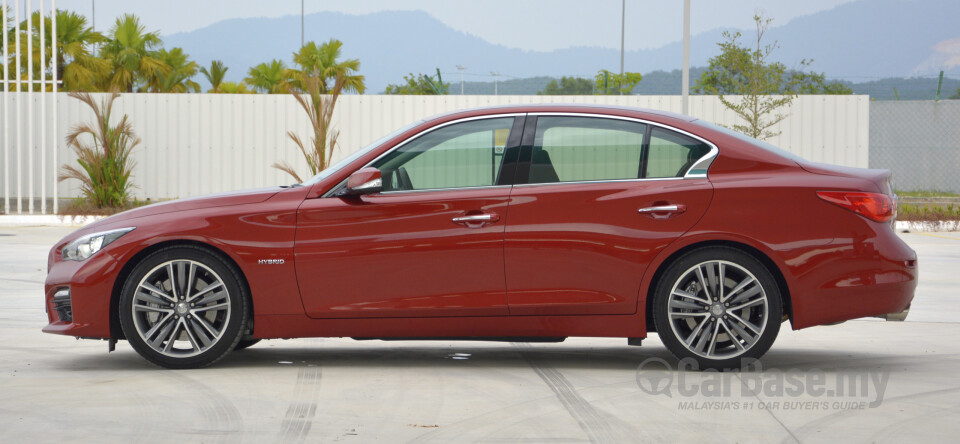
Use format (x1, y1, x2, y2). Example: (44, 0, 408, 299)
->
(44, 105, 916, 369)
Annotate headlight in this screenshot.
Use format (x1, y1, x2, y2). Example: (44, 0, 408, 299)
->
(61, 227, 136, 261)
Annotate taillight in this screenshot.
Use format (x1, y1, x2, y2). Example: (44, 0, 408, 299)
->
(817, 191, 895, 222)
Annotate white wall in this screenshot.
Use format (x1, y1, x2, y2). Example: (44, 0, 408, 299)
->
(0, 93, 869, 210)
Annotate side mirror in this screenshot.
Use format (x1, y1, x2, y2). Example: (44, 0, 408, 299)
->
(342, 167, 383, 196)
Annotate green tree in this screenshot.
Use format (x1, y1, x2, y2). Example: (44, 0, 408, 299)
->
(950, 87, 960, 100)
(199, 60, 228, 93)
(99, 14, 168, 92)
(5, 10, 109, 91)
(150, 47, 200, 93)
(384, 69, 449, 95)
(538, 76, 594, 95)
(290, 39, 365, 94)
(52, 11, 109, 91)
(595, 70, 642, 95)
(788, 70, 853, 94)
(244, 59, 290, 93)
(694, 14, 851, 139)
(693, 14, 794, 140)
(217, 81, 253, 94)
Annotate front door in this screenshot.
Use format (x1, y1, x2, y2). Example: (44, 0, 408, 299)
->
(295, 116, 523, 318)
(504, 116, 715, 315)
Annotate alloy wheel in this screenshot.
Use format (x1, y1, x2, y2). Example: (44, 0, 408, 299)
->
(130, 259, 233, 358)
(666, 260, 769, 359)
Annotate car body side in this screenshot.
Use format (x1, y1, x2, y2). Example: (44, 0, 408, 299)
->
(43, 105, 917, 342)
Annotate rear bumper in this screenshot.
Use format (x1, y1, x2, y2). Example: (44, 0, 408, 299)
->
(788, 220, 917, 329)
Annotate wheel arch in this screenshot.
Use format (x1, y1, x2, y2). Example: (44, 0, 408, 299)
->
(109, 240, 254, 340)
(643, 239, 792, 332)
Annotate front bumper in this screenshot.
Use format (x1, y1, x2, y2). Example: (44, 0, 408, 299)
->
(43, 251, 122, 339)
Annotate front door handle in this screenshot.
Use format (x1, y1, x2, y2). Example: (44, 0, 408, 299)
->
(638, 204, 687, 218)
(452, 212, 500, 227)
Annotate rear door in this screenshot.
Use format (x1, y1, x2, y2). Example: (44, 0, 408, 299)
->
(504, 115, 715, 315)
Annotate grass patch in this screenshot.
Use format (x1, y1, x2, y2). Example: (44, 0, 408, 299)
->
(896, 189, 960, 198)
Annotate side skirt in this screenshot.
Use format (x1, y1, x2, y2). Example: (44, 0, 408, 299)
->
(252, 313, 646, 340)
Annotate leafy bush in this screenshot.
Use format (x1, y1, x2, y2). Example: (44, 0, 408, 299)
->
(897, 203, 960, 221)
(58, 91, 140, 209)
(273, 70, 346, 182)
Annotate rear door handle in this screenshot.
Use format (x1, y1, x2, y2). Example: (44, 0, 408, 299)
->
(452, 212, 500, 227)
(638, 205, 684, 213)
(452, 214, 494, 223)
(638, 204, 687, 218)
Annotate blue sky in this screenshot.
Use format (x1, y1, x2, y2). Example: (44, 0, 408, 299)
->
(46, 0, 857, 50)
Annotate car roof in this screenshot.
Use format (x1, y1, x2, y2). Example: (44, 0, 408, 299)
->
(425, 103, 698, 124)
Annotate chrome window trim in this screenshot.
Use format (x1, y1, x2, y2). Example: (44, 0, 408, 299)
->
(361, 113, 525, 170)
(323, 113, 523, 197)
(512, 177, 686, 189)
(327, 111, 719, 197)
(375, 184, 512, 195)
(526, 112, 719, 179)
(352, 113, 524, 195)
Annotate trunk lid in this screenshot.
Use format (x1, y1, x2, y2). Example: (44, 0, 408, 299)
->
(800, 161, 894, 196)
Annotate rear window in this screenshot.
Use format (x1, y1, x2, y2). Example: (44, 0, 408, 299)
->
(693, 120, 805, 163)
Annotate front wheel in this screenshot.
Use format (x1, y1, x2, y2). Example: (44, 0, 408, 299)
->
(119, 246, 248, 369)
(652, 247, 782, 370)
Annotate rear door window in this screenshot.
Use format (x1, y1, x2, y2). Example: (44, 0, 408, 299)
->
(528, 116, 646, 183)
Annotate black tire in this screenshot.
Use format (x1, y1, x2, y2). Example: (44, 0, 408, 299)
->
(119, 246, 248, 369)
(652, 246, 782, 370)
(234, 339, 261, 351)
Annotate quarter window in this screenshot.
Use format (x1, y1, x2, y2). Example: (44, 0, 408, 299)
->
(646, 128, 711, 178)
(373, 118, 514, 191)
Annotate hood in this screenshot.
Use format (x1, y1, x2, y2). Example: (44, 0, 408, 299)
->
(97, 187, 282, 224)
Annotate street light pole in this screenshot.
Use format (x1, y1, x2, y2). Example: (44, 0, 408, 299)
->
(490, 72, 500, 95)
(617, 0, 627, 96)
(682, 0, 690, 115)
(301, 0, 304, 48)
(459, 66, 466, 95)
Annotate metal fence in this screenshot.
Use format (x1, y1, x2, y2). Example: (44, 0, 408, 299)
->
(870, 101, 960, 193)
(1, 93, 870, 213)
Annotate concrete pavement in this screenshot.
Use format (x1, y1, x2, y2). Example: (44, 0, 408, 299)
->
(1, 226, 958, 443)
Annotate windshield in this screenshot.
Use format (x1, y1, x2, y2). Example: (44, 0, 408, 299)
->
(693, 120, 806, 163)
(301, 120, 426, 185)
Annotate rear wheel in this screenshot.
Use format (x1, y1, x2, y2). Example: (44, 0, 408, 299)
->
(652, 247, 782, 369)
(119, 246, 248, 369)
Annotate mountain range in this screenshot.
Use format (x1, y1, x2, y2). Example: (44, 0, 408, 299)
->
(164, 0, 960, 93)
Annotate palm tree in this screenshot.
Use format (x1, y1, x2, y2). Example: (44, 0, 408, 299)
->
(217, 81, 253, 94)
(199, 60, 228, 93)
(99, 14, 167, 92)
(150, 47, 200, 93)
(244, 59, 290, 94)
(7, 10, 104, 90)
(290, 39, 365, 94)
(52, 10, 109, 91)
(7, 11, 103, 91)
